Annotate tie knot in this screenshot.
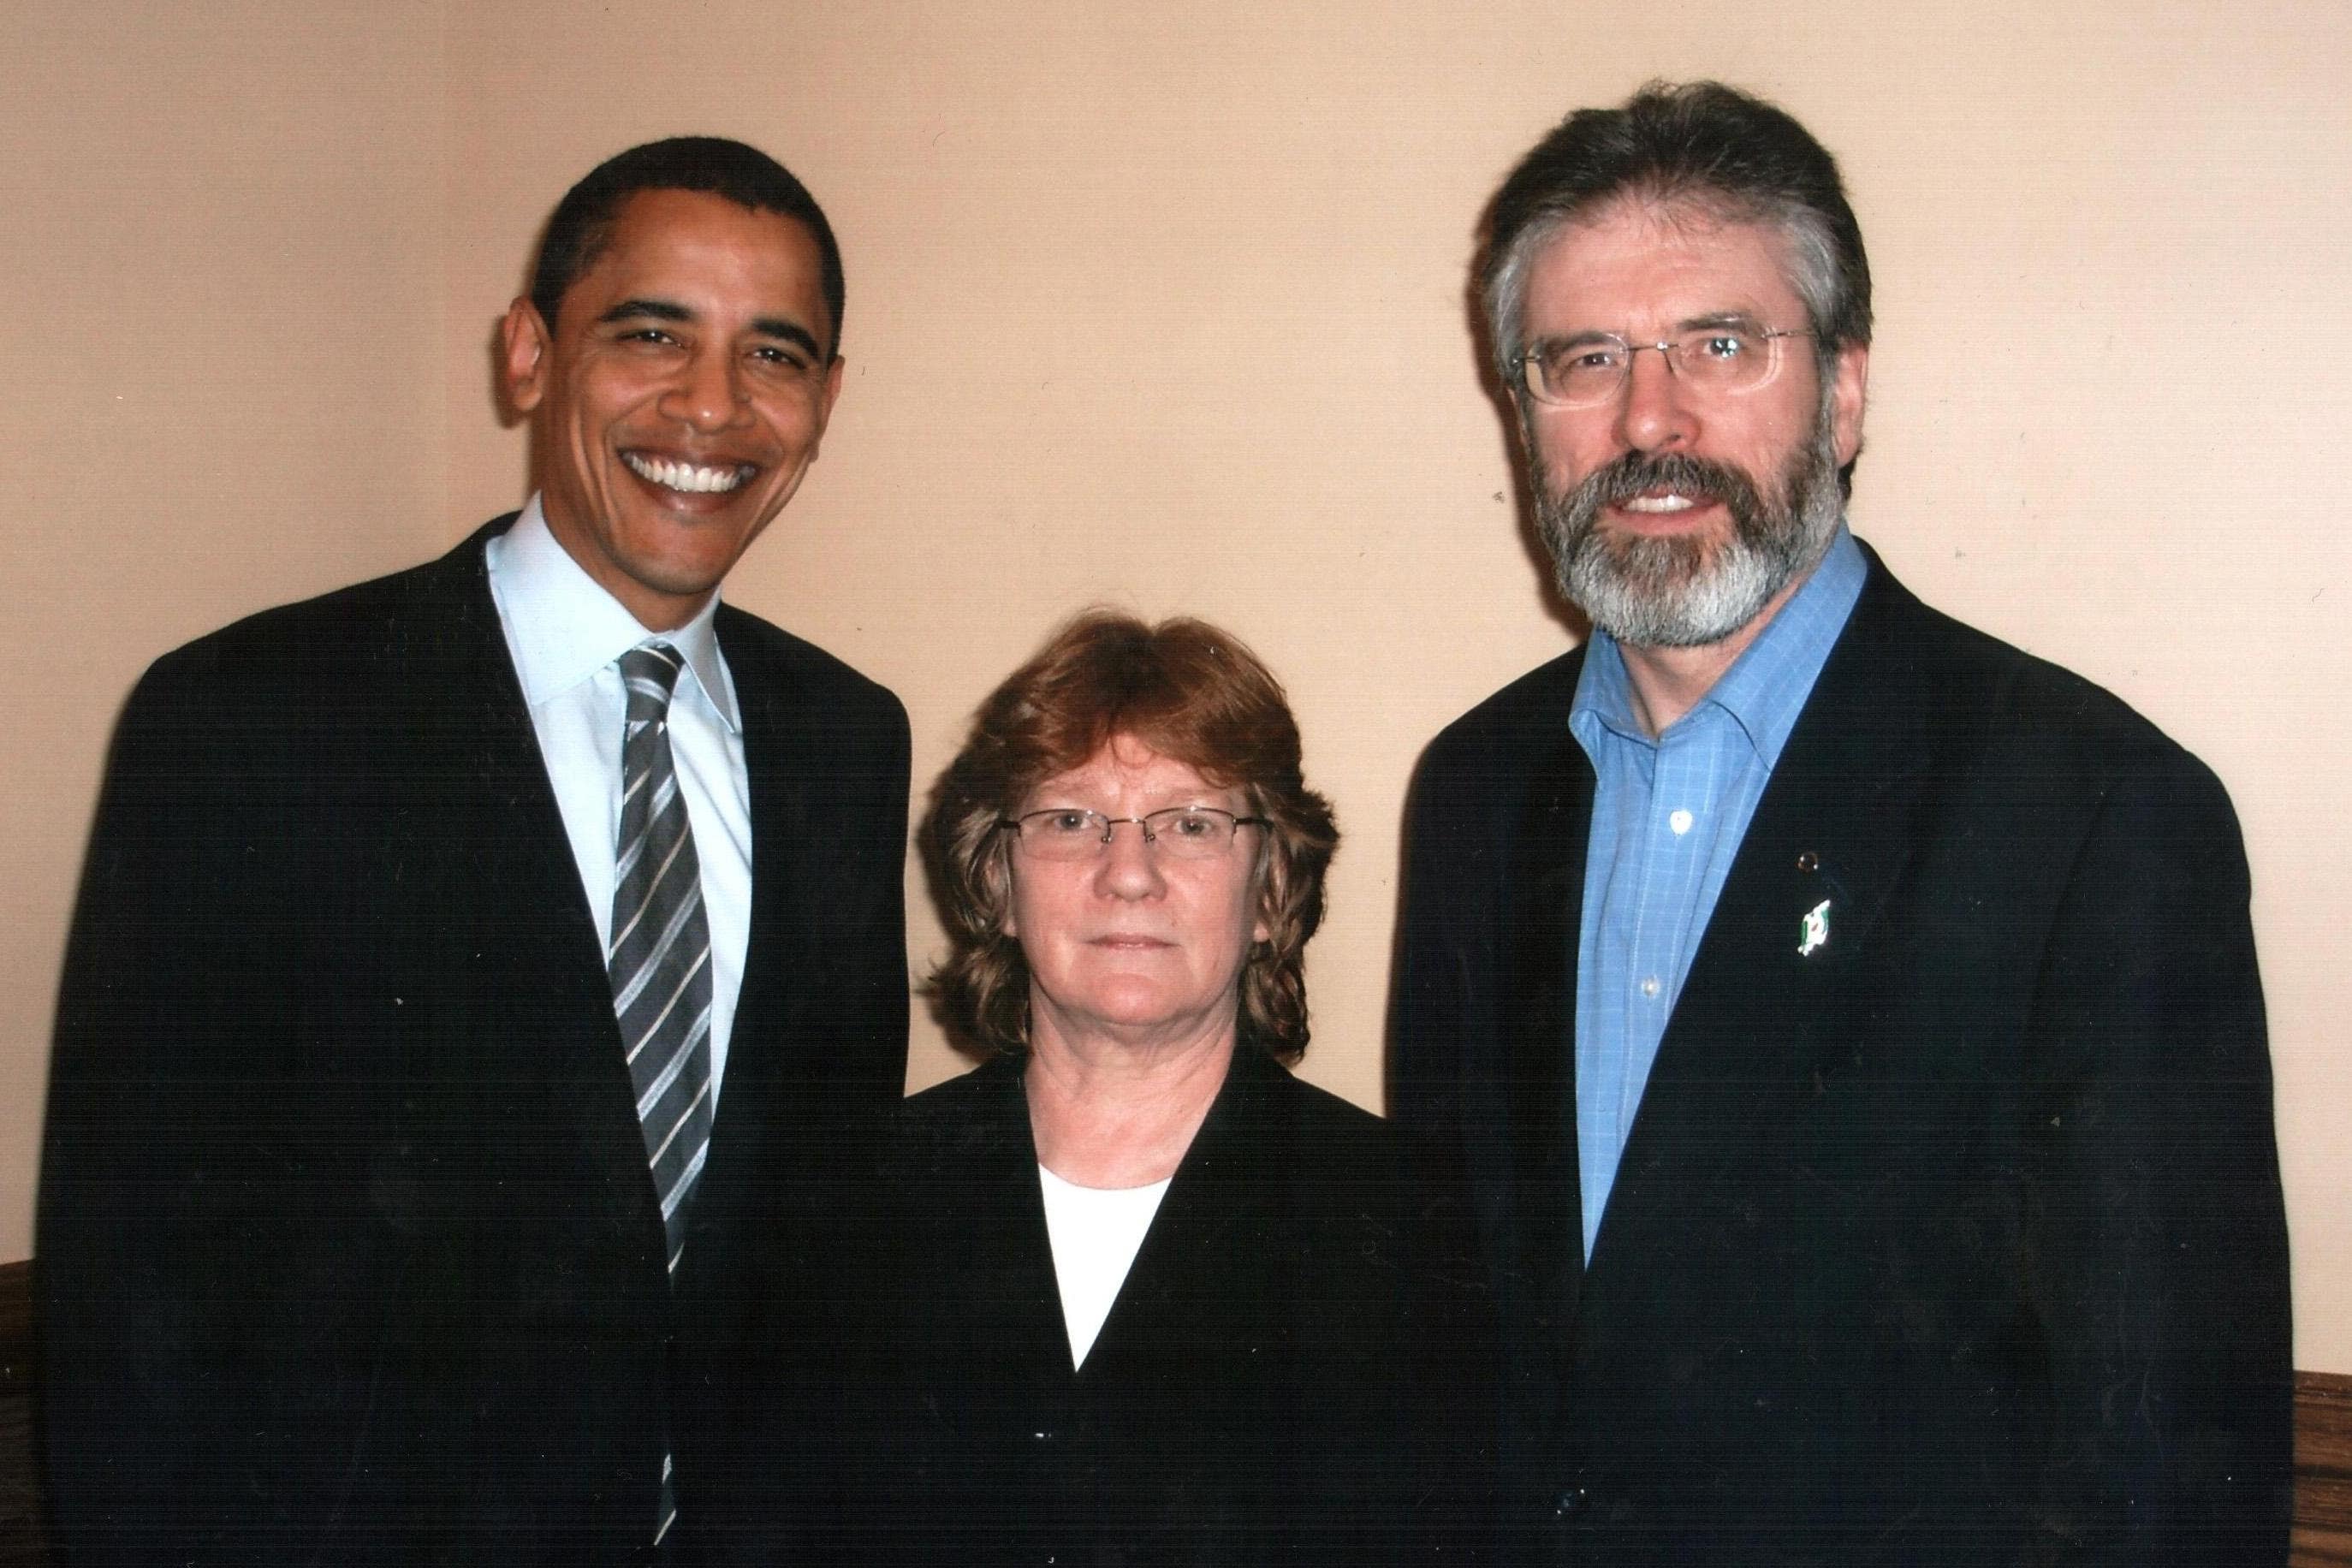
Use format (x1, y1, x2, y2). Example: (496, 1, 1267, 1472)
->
(620, 643, 686, 722)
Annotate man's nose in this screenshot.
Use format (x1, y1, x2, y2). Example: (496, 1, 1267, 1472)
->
(662, 347, 748, 431)
(1617, 344, 1698, 454)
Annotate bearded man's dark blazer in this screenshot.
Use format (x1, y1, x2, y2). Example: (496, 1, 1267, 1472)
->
(1390, 542, 2292, 1563)
(38, 514, 911, 1564)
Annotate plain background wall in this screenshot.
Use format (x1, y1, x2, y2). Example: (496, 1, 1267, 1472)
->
(8, 0, 2347, 1369)
(3, 0, 452, 1249)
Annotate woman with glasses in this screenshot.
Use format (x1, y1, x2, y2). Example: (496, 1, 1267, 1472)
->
(757, 611, 1484, 1563)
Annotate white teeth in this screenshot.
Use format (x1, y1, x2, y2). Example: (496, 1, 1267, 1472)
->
(623, 452, 750, 494)
(1622, 492, 1697, 514)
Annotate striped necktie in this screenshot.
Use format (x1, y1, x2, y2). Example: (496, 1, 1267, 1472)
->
(611, 642, 716, 1274)
(610, 643, 713, 1547)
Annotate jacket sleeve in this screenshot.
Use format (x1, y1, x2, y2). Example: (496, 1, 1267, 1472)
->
(39, 651, 389, 1562)
(827, 685, 912, 1108)
(1388, 730, 1489, 1177)
(2017, 748, 2293, 1561)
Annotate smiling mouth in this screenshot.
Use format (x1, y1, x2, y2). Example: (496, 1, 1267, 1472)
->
(1619, 492, 1706, 514)
(622, 452, 756, 495)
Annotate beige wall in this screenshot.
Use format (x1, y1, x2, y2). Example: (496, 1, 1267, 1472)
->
(1, 0, 452, 1259)
(9, 1, 2349, 1368)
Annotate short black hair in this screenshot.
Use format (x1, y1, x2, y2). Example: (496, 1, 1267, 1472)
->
(528, 136, 846, 353)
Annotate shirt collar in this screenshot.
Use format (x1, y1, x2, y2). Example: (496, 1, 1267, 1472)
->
(484, 495, 741, 732)
(1571, 522, 1866, 765)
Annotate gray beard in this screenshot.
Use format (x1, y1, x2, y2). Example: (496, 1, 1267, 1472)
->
(1533, 417, 1844, 650)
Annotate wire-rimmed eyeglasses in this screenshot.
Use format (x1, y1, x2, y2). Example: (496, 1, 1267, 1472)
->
(999, 806, 1268, 863)
(1512, 323, 1813, 408)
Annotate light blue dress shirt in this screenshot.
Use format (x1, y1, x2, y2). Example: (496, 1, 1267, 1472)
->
(1567, 526, 1866, 1262)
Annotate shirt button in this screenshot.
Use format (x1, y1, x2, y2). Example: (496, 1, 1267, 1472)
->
(1553, 1485, 1590, 1519)
(1639, 976, 1661, 998)
(1668, 808, 1693, 835)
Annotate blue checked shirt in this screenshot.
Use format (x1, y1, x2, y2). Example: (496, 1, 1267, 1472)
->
(1568, 526, 1866, 1262)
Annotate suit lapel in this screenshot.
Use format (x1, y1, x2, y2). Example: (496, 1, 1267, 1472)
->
(434, 520, 676, 1268)
(696, 614, 802, 1207)
(1083, 1048, 1268, 1382)
(1587, 556, 1938, 1277)
(955, 1060, 1081, 1395)
(1501, 714, 1595, 1331)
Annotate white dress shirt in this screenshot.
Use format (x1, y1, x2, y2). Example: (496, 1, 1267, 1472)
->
(484, 496, 752, 1104)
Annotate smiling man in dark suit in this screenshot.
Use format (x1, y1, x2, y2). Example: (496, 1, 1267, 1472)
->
(1390, 82, 2292, 1563)
(39, 137, 909, 1562)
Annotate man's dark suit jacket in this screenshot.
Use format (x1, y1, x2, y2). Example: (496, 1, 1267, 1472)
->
(752, 1045, 1490, 1564)
(38, 516, 911, 1564)
(1390, 543, 2292, 1564)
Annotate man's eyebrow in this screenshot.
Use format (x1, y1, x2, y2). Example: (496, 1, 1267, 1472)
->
(596, 297, 693, 325)
(1529, 328, 1622, 350)
(592, 298, 825, 358)
(1675, 310, 1767, 332)
(1531, 312, 1769, 349)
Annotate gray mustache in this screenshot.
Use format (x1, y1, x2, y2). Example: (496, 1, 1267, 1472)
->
(1585, 451, 1758, 511)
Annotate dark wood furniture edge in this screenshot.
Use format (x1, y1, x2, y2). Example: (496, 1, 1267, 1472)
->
(2296, 1369, 2352, 1564)
(0, 1258, 40, 1566)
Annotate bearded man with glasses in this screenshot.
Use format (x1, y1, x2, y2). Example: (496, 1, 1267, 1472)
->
(1391, 80, 2290, 1563)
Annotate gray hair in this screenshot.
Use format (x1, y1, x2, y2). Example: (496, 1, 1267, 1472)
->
(1487, 188, 1851, 383)
(1479, 82, 1871, 492)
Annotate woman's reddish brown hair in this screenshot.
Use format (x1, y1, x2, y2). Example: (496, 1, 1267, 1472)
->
(922, 611, 1338, 1061)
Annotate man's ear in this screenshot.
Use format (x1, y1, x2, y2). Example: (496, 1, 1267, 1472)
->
(1829, 342, 1869, 469)
(783, 352, 846, 466)
(817, 353, 846, 436)
(500, 298, 552, 416)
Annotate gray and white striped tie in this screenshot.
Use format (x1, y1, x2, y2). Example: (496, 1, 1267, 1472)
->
(609, 643, 711, 1547)
(611, 642, 716, 1277)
